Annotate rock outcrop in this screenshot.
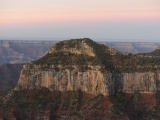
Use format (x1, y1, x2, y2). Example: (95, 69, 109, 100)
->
(16, 38, 160, 96)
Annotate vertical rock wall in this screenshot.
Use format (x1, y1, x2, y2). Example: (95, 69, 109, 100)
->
(16, 64, 160, 96)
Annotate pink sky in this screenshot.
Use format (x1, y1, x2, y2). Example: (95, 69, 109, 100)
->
(1, 12, 160, 26)
(1, 0, 160, 25)
(0, 0, 160, 41)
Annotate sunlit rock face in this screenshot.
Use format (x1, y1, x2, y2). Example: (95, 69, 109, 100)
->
(16, 63, 160, 96)
(16, 64, 113, 96)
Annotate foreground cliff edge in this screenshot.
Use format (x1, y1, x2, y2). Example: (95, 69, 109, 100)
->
(15, 38, 160, 96)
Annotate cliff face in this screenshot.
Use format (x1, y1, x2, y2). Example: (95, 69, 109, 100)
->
(16, 64, 160, 96)
(17, 65, 112, 96)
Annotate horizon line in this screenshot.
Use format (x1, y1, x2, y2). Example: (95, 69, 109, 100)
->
(0, 37, 160, 43)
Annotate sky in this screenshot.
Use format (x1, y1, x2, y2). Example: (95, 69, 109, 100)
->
(0, 0, 160, 42)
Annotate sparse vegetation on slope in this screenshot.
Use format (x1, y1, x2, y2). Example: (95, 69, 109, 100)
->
(32, 38, 160, 73)
(34, 51, 101, 66)
(33, 38, 119, 72)
(0, 89, 159, 120)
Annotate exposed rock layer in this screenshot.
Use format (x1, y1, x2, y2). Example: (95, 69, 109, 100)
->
(16, 64, 160, 96)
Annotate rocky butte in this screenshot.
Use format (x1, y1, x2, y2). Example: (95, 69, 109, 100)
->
(16, 38, 160, 96)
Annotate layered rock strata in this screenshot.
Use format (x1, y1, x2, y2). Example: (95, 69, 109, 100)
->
(16, 64, 160, 96)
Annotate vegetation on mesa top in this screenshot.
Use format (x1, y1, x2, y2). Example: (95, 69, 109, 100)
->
(33, 38, 160, 72)
(33, 38, 116, 70)
(33, 51, 101, 66)
(52, 38, 88, 50)
(135, 47, 160, 71)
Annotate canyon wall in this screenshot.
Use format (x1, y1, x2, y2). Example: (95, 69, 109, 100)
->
(0, 63, 24, 91)
(0, 40, 55, 65)
(16, 64, 160, 96)
(106, 42, 160, 54)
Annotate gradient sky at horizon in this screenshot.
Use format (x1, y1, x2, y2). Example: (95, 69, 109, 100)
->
(0, 0, 160, 41)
